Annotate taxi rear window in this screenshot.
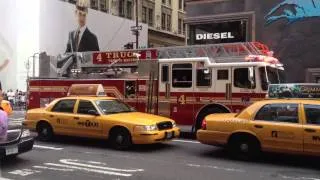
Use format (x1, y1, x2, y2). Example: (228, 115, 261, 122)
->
(255, 103, 299, 123)
(304, 104, 320, 125)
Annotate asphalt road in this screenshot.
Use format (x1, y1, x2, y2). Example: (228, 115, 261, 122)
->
(1, 112, 320, 180)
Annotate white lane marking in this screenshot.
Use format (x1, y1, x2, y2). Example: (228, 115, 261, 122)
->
(33, 166, 74, 172)
(187, 164, 245, 173)
(0, 177, 14, 180)
(60, 159, 144, 172)
(44, 163, 132, 177)
(280, 175, 320, 180)
(9, 118, 24, 121)
(172, 139, 200, 144)
(34, 145, 64, 150)
(8, 169, 41, 176)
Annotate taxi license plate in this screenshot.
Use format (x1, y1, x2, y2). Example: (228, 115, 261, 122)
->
(6, 146, 18, 156)
(166, 132, 173, 139)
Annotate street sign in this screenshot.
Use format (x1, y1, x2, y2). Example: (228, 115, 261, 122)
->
(131, 25, 142, 31)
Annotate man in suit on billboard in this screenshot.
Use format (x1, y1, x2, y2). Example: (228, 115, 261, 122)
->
(66, 0, 100, 53)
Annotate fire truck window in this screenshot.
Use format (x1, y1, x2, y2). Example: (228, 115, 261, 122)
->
(161, 65, 169, 82)
(51, 100, 76, 113)
(77, 100, 97, 115)
(172, 63, 193, 88)
(125, 81, 136, 98)
(197, 69, 211, 87)
(259, 67, 268, 91)
(234, 68, 256, 89)
(217, 70, 229, 80)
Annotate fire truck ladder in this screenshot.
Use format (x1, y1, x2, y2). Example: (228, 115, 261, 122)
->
(158, 42, 270, 63)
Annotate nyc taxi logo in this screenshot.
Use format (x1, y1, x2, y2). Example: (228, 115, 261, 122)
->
(265, 0, 320, 25)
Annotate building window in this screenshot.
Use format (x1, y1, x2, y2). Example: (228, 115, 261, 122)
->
(178, 18, 183, 34)
(100, 0, 109, 12)
(148, 8, 154, 27)
(234, 68, 255, 89)
(167, 14, 171, 31)
(119, 0, 125, 17)
(168, 0, 171, 6)
(126, 1, 133, 19)
(142, 6, 147, 23)
(179, 0, 183, 10)
(91, 0, 98, 9)
(172, 64, 192, 88)
(161, 13, 166, 30)
(162, 0, 166, 4)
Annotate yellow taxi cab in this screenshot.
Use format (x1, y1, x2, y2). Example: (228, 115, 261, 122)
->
(197, 98, 320, 158)
(0, 100, 13, 115)
(23, 84, 180, 149)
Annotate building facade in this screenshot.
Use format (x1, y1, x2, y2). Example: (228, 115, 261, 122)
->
(185, 0, 320, 83)
(63, 0, 186, 47)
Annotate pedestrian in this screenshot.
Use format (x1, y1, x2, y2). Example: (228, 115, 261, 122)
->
(0, 106, 8, 140)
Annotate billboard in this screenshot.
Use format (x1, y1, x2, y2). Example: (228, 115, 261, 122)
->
(0, 0, 148, 91)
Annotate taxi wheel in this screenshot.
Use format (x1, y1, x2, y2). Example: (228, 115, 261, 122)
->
(109, 128, 132, 150)
(228, 135, 260, 160)
(37, 122, 54, 141)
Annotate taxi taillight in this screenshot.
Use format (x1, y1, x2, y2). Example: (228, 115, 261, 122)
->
(201, 119, 207, 130)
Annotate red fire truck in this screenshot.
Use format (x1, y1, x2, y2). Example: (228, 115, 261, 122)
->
(27, 42, 285, 131)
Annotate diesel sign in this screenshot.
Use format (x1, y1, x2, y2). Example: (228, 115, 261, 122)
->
(196, 32, 235, 40)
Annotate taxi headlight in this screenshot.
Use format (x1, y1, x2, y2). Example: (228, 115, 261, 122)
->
(21, 129, 31, 138)
(134, 125, 158, 132)
(172, 122, 176, 127)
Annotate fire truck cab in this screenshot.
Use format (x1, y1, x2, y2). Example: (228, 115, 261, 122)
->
(28, 42, 285, 132)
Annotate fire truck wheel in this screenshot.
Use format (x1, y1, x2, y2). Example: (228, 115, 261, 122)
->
(195, 106, 229, 132)
(109, 127, 132, 150)
(36, 121, 54, 141)
(227, 133, 261, 160)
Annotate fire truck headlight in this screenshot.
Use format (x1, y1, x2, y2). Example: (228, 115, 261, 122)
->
(134, 125, 158, 132)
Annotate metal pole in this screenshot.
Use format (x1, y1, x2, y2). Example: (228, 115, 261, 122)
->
(32, 55, 35, 77)
(135, 0, 139, 49)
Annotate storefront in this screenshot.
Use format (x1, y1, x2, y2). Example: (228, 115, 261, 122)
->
(186, 0, 320, 83)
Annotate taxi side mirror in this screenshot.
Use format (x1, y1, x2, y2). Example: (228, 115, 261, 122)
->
(88, 110, 99, 116)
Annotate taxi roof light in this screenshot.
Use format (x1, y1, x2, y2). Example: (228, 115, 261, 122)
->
(67, 84, 106, 97)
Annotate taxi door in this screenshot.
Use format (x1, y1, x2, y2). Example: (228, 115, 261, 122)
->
(47, 99, 78, 135)
(302, 104, 320, 154)
(73, 100, 103, 138)
(251, 103, 303, 153)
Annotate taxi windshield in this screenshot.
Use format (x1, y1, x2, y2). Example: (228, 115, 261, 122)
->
(95, 100, 135, 115)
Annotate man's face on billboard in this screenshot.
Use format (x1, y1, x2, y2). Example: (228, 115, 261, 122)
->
(76, 10, 87, 27)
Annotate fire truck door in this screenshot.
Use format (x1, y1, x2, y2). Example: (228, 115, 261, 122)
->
(215, 68, 232, 102)
(158, 64, 170, 117)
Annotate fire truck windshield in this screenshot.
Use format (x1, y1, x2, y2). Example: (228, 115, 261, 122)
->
(95, 100, 136, 115)
(259, 67, 285, 91)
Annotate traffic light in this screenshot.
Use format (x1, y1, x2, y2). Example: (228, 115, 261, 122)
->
(124, 43, 134, 49)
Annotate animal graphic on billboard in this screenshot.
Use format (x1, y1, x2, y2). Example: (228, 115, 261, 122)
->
(265, 0, 320, 25)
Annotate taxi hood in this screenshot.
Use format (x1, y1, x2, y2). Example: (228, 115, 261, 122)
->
(205, 113, 238, 121)
(103, 112, 173, 125)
